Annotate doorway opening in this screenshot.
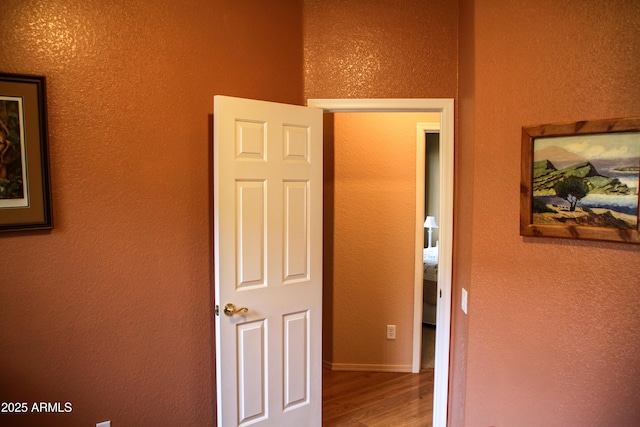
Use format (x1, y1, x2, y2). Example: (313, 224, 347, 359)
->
(419, 126, 440, 373)
(308, 98, 454, 427)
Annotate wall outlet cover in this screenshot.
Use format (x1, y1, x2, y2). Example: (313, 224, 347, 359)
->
(386, 324, 396, 339)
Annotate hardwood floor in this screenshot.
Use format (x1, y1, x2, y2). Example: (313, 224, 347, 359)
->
(322, 368, 434, 426)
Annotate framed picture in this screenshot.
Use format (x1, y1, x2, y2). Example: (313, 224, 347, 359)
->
(0, 73, 52, 231)
(520, 117, 640, 244)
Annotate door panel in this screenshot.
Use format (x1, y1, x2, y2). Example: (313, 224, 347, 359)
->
(283, 181, 309, 283)
(214, 96, 322, 427)
(283, 310, 309, 409)
(236, 180, 266, 288)
(237, 320, 267, 424)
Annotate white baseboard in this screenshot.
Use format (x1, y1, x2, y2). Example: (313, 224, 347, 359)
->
(323, 360, 412, 373)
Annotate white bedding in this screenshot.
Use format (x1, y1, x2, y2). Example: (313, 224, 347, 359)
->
(423, 247, 438, 282)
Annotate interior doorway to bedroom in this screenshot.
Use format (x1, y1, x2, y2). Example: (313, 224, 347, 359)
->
(421, 131, 440, 372)
(308, 98, 454, 427)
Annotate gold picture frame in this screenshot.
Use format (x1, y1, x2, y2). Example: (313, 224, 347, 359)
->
(520, 117, 640, 244)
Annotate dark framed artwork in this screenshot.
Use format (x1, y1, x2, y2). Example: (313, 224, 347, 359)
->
(0, 73, 52, 231)
(521, 117, 640, 244)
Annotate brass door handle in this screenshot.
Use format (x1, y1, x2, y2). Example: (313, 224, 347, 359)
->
(223, 303, 248, 316)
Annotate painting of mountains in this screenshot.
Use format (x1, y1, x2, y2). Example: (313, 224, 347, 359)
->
(532, 132, 640, 229)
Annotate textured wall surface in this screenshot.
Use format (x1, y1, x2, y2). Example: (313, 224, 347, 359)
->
(327, 112, 439, 369)
(4, 0, 637, 425)
(306, 1, 640, 426)
(0, 0, 303, 426)
(462, 1, 640, 425)
(303, 0, 458, 100)
(451, 0, 475, 424)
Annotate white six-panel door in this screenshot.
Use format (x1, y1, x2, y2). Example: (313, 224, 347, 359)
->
(214, 96, 323, 426)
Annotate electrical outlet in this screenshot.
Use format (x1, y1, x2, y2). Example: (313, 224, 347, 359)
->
(97, 422, 111, 427)
(386, 325, 396, 340)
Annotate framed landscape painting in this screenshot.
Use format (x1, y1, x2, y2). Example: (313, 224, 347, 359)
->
(0, 73, 52, 231)
(520, 117, 640, 244)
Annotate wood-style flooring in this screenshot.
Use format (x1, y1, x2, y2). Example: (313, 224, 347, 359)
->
(322, 368, 434, 426)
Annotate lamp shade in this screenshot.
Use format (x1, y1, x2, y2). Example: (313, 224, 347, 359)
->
(423, 216, 438, 229)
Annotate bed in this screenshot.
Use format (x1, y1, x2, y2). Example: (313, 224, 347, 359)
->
(422, 246, 438, 325)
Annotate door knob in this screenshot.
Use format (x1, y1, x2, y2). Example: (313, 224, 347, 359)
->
(223, 303, 248, 316)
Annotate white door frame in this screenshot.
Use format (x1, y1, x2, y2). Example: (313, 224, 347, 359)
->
(307, 98, 454, 427)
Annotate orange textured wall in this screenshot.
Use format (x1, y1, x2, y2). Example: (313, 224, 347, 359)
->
(0, 1, 303, 426)
(462, 1, 640, 426)
(327, 112, 439, 369)
(4, 0, 635, 424)
(306, 0, 640, 425)
(451, 0, 475, 424)
(303, 0, 458, 100)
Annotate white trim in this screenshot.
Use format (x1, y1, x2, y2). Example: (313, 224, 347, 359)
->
(308, 98, 454, 427)
(434, 101, 454, 427)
